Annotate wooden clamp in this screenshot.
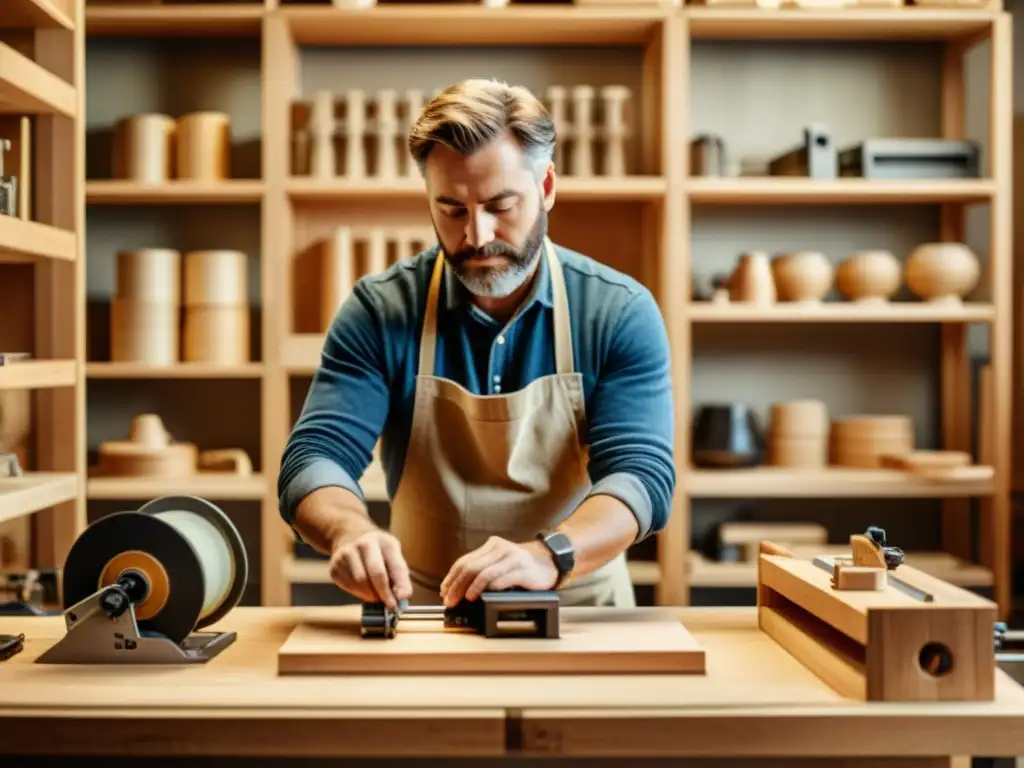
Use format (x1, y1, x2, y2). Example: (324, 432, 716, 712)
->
(756, 538, 998, 702)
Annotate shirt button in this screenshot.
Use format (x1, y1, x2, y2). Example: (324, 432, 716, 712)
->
(493, 375, 501, 383)
(494, 385, 502, 393)
(496, 336, 505, 345)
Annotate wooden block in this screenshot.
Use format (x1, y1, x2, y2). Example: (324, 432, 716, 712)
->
(757, 548, 997, 702)
(832, 563, 886, 591)
(278, 609, 706, 676)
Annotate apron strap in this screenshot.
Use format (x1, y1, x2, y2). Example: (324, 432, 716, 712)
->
(417, 250, 446, 377)
(544, 238, 575, 376)
(417, 238, 575, 377)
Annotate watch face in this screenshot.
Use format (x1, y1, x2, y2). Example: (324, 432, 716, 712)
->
(546, 532, 572, 556)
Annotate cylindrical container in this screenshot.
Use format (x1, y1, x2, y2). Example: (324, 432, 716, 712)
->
(112, 113, 176, 184)
(183, 306, 250, 365)
(175, 111, 231, 181)
(768, 399, 829, 468)
(110, 299, 179, 365)
(116, 248, 181, 304)
(320, 227, 355, 332)
(183, 250, 247, 306)
(830, 415, 913, 468)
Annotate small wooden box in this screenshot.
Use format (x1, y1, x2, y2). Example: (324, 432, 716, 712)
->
(757, 541, 997, 702)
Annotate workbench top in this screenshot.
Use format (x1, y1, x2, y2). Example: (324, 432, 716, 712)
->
(2, 606, 1024, 759)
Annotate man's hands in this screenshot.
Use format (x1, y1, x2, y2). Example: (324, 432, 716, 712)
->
(439, 536, 558, 608)
(328, 529, 413, 608)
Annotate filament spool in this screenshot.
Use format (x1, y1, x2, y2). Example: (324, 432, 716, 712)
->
(61, 495, 247, 644)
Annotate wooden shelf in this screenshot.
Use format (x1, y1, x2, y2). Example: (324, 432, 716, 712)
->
(0, 216, 76, 263)
(86, 362, 264, 379)
(688, 302, 996, 323)
(688, 178, 996, 205)
(0, 472, 79, 526)
(686, 467, 995, 498)
(281, 6, 667, 46)
(286, 175, 666, 203)
(85, 4, 263, 37)
(0, 41, 77, 117)
(85, 180, 264, 204)
(0, 359, 77, 390)
(0, 0, 74, 31)
(686, 8, 998, 42)
(87, 474, 267, 501)
(688, 551, 993, 589)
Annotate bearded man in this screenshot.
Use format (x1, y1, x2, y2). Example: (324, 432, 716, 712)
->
(278, 78, 675, 610)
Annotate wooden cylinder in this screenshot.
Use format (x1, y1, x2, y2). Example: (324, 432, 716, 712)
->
(110, 299, 179, 365)
(183, 306, 249, 365)
(116, 248, 181, 304)
(175, 111, 231, 181)
(183, 250, 247, 306)
(768, 399, 829, 468)
(830, 415, 914, 468)
(320, 227, 355, 332)
(112, 113, 176, 184)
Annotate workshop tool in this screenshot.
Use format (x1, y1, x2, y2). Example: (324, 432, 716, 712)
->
(35, 495, 247, 665)
(757, 533, 998, 701)
(812, 525, 934, 602)
(361, 589, 560, 639)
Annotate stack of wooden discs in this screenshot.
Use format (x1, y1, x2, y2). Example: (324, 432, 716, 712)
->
(767, 399, 829, 468)
(183, 250, 249, 364)
(830, 415, 913, 468)
(110, 249, 181, 365)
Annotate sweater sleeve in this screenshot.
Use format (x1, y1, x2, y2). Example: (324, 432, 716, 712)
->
(277, 285, 391, 527)
(582, 288, 676, 541)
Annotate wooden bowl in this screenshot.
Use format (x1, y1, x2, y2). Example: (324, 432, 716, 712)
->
(905, 242, 980, 303)
(770, 251, 833, 303)
(835, 250, 901, 303)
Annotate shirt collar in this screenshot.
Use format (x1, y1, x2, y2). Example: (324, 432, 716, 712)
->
(441, 242, 554, 311)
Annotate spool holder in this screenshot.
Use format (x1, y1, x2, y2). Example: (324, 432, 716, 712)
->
(36, 494, 247, 665)
(361, 590, 560, 639)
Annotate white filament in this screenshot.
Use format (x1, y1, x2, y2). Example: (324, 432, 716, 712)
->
(154, 509, 234, 620)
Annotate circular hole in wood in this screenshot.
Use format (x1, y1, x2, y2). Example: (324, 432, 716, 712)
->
(919, 642, 954, 677)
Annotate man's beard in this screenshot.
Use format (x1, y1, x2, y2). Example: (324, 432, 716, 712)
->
(441, 205, 548, 299)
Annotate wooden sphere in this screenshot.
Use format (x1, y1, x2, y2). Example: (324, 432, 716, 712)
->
(835, 250, 901, 303)
(904, 242, 980, 303)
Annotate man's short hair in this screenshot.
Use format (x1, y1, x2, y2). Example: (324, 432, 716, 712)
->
(408, 78, 556, 177)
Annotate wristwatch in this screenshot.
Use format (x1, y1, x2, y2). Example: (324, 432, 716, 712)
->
(536, 531, 575, 589)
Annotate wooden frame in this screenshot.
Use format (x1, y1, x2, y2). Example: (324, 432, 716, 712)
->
(77, 2, 1012, 619)
(0, 0, 85, 573)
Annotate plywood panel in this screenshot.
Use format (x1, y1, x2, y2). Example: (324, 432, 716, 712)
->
(278, 607, 706, 675)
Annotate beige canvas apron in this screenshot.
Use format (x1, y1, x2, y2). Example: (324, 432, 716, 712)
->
(388, 238, 636, 608)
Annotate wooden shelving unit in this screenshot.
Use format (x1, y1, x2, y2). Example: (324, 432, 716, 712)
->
(81, 2, 1013, 617)
(0, 0, 86, 572)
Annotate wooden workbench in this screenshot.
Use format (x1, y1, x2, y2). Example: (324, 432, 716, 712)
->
(1, 606, 1023, 764)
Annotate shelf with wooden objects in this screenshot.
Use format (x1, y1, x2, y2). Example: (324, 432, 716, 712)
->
(78, 2, 1013, 615)
(673, 6, 1012, 620)
(80, 15, 265, 575)
(0, 0, 86, 575)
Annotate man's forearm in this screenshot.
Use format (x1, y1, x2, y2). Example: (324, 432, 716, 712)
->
(293, 486, 380, 555)
(525, 493, 639, 581)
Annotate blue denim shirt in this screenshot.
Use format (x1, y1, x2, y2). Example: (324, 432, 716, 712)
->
(278, 240, 676, 542)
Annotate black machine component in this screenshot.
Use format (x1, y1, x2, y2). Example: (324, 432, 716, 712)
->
(35, 495, 248, 665)
(361, 590, 560, 640)
(864, 525, 906, 570)
(0, 633, 24, 661)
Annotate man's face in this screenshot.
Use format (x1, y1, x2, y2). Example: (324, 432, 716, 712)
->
(424, 133, 555, 298)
